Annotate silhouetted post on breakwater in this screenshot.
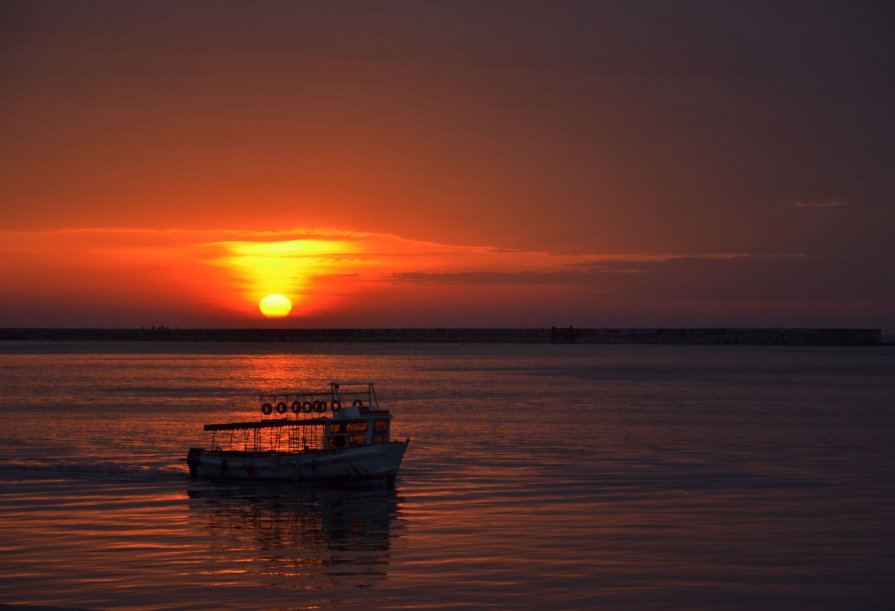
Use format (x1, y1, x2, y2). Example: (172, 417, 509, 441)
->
(551, 326, 579, 344)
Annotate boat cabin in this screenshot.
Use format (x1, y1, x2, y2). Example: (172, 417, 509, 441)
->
(202, 381, 392, 455)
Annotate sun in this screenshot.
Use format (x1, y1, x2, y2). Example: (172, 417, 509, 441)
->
(259, 293, 293, 318)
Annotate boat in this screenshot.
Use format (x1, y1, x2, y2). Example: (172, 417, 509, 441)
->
(186, 381, 409, 485)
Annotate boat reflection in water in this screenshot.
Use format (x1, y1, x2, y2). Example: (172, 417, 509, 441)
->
(187, 481, 404, 591)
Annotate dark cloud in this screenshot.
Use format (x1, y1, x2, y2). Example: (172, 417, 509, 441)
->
(392, 267, 640, 286)
(795, 201, 848, 209)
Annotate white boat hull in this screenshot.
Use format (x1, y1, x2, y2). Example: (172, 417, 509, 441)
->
(188, 440, 409, 484)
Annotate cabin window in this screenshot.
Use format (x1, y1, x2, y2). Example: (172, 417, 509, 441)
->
(329, 421, 368, 434)
(374, 420, 388, 433)
(328, 435, 346, 448)
(372, 434, 384, 444)
(347, 434, 366, 446)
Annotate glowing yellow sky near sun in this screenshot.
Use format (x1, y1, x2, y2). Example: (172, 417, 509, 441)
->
(211, 238, 361, 309)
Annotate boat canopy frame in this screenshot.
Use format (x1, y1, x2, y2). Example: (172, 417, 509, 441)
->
(205, 417, 329, 432)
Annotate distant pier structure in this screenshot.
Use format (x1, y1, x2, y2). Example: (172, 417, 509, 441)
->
(0, 327, 884, 345)
(548, 327, 883, 345)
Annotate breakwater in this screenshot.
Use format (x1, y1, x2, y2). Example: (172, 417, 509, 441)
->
(0, 327, 883, 345)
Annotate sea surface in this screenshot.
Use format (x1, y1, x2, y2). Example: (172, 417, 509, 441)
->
(0, 342, 892, 609)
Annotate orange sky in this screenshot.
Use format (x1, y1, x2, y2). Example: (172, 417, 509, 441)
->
(0, 226, 883, 329)
(1, 3, 893, 329)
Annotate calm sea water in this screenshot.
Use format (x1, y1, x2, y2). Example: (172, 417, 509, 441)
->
(0, 342, 892, 609)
